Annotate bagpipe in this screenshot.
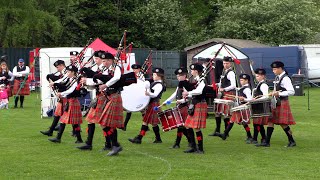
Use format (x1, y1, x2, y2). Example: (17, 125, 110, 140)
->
(138, 50, 153, 80)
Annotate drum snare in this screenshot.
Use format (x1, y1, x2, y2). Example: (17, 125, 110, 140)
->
(249, 98, 272, 118)
(213, 99, 234, 116)
(230, 104, 251, 123)
(158, 107, 184, 132)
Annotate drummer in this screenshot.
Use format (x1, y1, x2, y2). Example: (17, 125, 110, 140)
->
(162, 67, 193, 149)
(209, 56, 236, 137)
(128, 68, 166, 144)
(251, 68, 269, 145)
(258, 61, 296, 147)
(218, 74, 253, 143)
(182, 63, 207, 154)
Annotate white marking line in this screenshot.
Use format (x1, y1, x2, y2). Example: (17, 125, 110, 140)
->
(132, 149, 172, 180)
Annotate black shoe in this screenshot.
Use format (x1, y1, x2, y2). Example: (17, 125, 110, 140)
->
(128, 137, 142, 144)
(40, 130, 53, 136)
(195, 150, 205, 154)
(75, 140, 83, 144)
(245, 138, 254, 144)
(286, 141, 296, 147)
(183, 148, 197, 153)
(77, 144, 92, 150)
(153, 139, 162, 143)
(170, 144, 180, 149)
(218, 133, 227, 140)
(208, 132, 220, 136)
(107, 146, 123, 156)
(251, 140, 258, 144)
(101, 146, 112, 151)
(256, 142, 270, 147)
(54, 126, 59, 131)
(48, 138, 61, 143)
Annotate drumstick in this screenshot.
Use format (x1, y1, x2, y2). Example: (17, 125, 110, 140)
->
(153, 100, 177, 111)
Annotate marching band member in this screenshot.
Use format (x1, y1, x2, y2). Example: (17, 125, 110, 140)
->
(163, 67, 192, 149)
(77, 50, 112, 151)
(209, 56, 236, 137)
(122, 64, 145, 131)
(182, 63, 207, 154)
(12, 58, 30, 108)
(48, 65, 83, 143)
(258, 61, 296, 147)
(251, 68, 268, 145)
(128, 67, 166, 144)
(40, 60, 67, 136)
(97, 52, 124, 156)
(0, 61, 14, 98)
(218, 74, 253, 143)
(70, 51, 80, 68)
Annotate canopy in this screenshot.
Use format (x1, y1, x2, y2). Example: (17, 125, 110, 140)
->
(88, 38, 117, 55)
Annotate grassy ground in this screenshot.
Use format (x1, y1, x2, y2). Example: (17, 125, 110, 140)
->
(0, 88, 320, 179)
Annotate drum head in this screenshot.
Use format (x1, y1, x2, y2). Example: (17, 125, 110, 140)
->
(121, 80, 150, 112)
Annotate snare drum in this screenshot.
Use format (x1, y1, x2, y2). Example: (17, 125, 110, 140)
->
(213, 99, 234, 117)
(158, 107, 184, 132)
(249, 99, 272, 118)
(230, 104, 251, 123)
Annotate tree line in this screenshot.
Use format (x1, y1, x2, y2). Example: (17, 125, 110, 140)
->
(1, 0, 320, 50)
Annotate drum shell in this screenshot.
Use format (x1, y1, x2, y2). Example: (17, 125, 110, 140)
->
(250, 99, 272, 118)
(158, 107, 184, 132)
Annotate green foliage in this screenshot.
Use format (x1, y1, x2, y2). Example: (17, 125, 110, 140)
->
(214, 0, 320, 45)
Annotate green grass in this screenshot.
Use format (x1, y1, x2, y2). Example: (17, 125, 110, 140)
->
(0, 88, 320, 179)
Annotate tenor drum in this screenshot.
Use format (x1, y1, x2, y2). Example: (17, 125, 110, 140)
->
(230, 104, 251, 123)
(213, 99, 234, 116)
(158, 107, 184, 132)
(249, 99, 272, 118)
(121, 79, 150, 112)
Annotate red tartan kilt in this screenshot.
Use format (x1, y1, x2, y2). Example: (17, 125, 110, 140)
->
(98, 93, 123, 128)
(230, 109, 251, 124)
(143, 101, 161, 126)
(178, 105, 188, 122)
(86, 94, 107, 124)
(271, 100, 295, 125)
(253, 116, 269, 125)
(54, 98, 67, 117)
(60, 98, 82, 124)
(6, 85, 12, 97)
(215, 91, 235, 117)
(13, 79, 30, 95)
(185, 101, 207, 129)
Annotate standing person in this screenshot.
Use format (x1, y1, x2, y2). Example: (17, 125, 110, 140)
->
(218, 74, 253, 143)
(128, 68, 166, 144)
(162, 67, 193, 148)
(70, 51, 79, 67)
(76, 50, 112, 151)
(0, 84, 9, 109)
(48, 65, 83, 143)
(182, 63, 207, 154)
(40, 60, 67, 136)
(97, 52, 124, 156)
(258, 61, 296, 147)
(12, 58, 30, 108)
(209, 56, 236, 137)
(0, 61, 14, 99)
(251, 68, 269, 145)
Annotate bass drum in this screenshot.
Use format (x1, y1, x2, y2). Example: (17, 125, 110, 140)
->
(121, 79, 150, 112)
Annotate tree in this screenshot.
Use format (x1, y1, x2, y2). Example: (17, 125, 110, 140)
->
(213, 0, 320, 45)
(0, 0, 63, 47)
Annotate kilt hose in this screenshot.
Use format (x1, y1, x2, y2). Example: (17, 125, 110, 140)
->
(215, 91, 235, 117)
(230, 109, 251, 124)
(60, 98, 82, 124)
(86, 93, 107, 124)
(185, 101, 208, 129)
(143, 101, 161, 126)
(271, 99, 296, 125)
(98, 93, 124, 128)
(253, 116, 269, 125)
(54, 98, 67, 117)
(13, 79, 30, 96)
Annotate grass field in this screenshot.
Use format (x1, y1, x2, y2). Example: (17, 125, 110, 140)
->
(0, 88, 320, 179)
